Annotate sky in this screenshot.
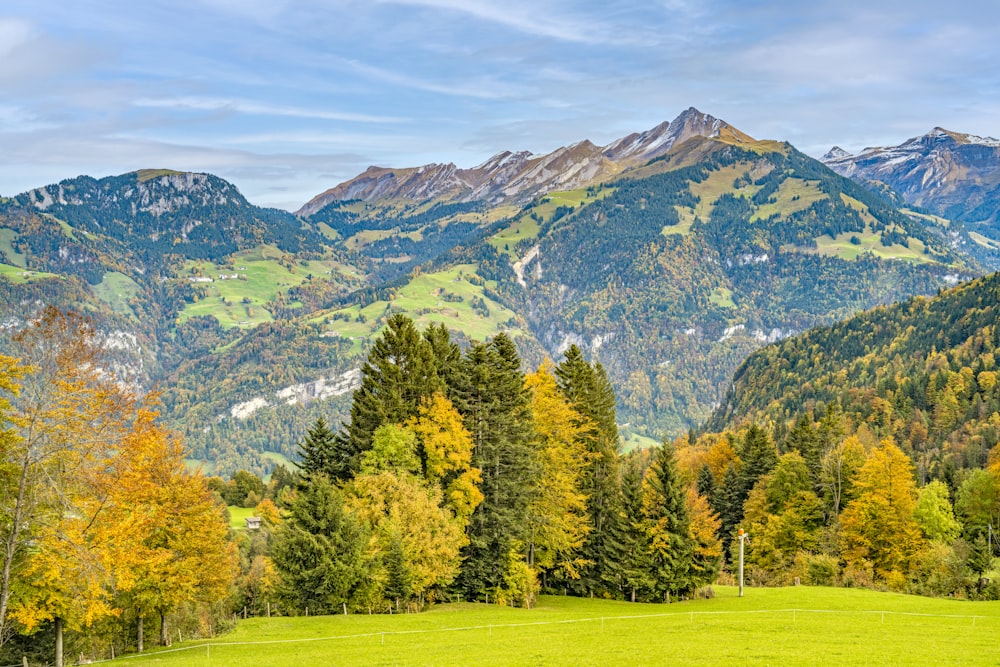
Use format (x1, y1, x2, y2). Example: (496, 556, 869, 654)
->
(3, 0, 1000, 211)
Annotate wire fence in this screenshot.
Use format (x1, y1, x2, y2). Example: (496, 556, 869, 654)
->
(83, 606, 995, 664)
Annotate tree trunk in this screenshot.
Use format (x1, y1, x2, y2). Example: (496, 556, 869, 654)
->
(137, 615, 144, 653)
(159, 611, 168, 646)
(54, 617, 64, 667)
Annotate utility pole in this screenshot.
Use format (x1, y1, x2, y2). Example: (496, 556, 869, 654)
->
(738, 528, 748, 598)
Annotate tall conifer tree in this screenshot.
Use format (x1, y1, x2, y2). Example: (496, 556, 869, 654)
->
(332, 314, 441, 480)
(455, 334, 537, 598)
(555, 345, 624, 597)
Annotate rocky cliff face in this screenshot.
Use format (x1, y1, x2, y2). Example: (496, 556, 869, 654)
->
(297, 107, 754, 214)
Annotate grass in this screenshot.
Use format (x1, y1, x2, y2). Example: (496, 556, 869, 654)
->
(227, 506, 255, 530)
(0, 228, 27, 268)
(0, 263, 59, 284)
(136, 168, 185, 182)
(751, 178, 825, 221)
(709, 287, 735, 308)
(491, 187, 615, 258)
(969, 231, 1000, 250)
(621, 431, 661, 453)
(92, 271, 141, 316)
(808, 226, 934, 264)
(668, 163, 757, 236)
(312, 264, 525, 354)
(176, 245, 355, 329)
(112, 586, 1000, 666)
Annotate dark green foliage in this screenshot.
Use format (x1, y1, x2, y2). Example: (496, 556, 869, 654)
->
(296, 417, 337, 481)
(555, 345, 625, 597)
(334, 314, 443, 480)
(271, 475, 369, 614)
(739, 424, 779, 495)
(644, 441, 695, 600)
(711, 270, 1000, 479)
(619, 454, 653, 601)
(455, 334, 538, 598)
(785, 414, 822, 482)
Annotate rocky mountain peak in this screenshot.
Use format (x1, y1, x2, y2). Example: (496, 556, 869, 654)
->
(300, 107, 753, 214)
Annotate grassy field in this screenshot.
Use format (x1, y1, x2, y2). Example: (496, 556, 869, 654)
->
(491, 187, 614, 257)
(176, 245, 357, 329)
(312, 264, 525, 354)
(0, 229, 27, 268)
(112, 586, 1000, 666)
(0, 263, 59, 284)
(227, 506, 255, 530)
(93, 271, 141, 316)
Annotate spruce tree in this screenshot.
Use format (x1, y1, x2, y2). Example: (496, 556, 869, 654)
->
(619, 455, 652, 602)
(297, 417, 337, 481)
(644, 441, 694, 601)
(271, 475, 370, 614)
(333, 314, 441, 480)
(555, 345, 624, 597)
(455, 334, 538, 599)
(785, 414, 822, 482)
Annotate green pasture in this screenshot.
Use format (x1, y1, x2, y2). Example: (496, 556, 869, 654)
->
(112, 586, 1000, 666)
(0, 263, 59, 284)
(969, 231, 1000, 250)
(176, 245, 354, 328)
(227, 506, 255, 530)
(0, 229, 27, 267)
(93, 271, 141, 316)
(312, 264, 524, 353)
(709, 287, 735, 308)
(491, 187, 614, 257)
(810, 226, 933, 264)
(668, 163, 758, 236)
(751, 178, 825, 221)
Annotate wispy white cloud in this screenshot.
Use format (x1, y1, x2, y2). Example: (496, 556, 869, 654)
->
(373, 0, 608, 44)
(132, 96, 408, 124)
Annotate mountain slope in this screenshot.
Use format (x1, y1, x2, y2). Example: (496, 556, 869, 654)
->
(708, 269, 1000, 477)
(823, 128, 1000, 231)
(485, 136, 964, 435)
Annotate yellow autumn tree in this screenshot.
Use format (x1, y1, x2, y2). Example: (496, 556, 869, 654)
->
(840, 439, 925, 584)
(524, 362, 591, 578)
(4, 309, 137, 667)
(106, 410, 237, 650)
(406, 393, 483, 526)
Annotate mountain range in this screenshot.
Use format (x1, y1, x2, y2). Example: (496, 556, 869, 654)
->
(3, 108, 1000, 475)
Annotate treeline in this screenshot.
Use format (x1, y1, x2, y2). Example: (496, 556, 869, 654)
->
(255, 314, 722, 613)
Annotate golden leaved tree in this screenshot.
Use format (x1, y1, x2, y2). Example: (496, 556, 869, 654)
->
(523, 362, 591, 579)
(840, 439, 925, 585)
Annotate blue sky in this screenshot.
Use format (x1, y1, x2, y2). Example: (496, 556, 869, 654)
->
(3, 0, 999, 210)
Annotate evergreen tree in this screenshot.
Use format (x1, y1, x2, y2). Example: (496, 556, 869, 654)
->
(333, 314, 442, 481)
(619, 454, 652, 602)
(271, 475, 370, 614)
(455, 334, 538, 599)
(555, 345, 624, 597)
(785, 414, 822, 482)
(296, 417, 337, 481)
(643, 441, 694, 601)
(696, 464, 715, 500)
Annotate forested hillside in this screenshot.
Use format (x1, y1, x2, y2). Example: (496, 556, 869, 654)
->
(682, 269, 1000, 596)
(0, 122, 987, 475)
